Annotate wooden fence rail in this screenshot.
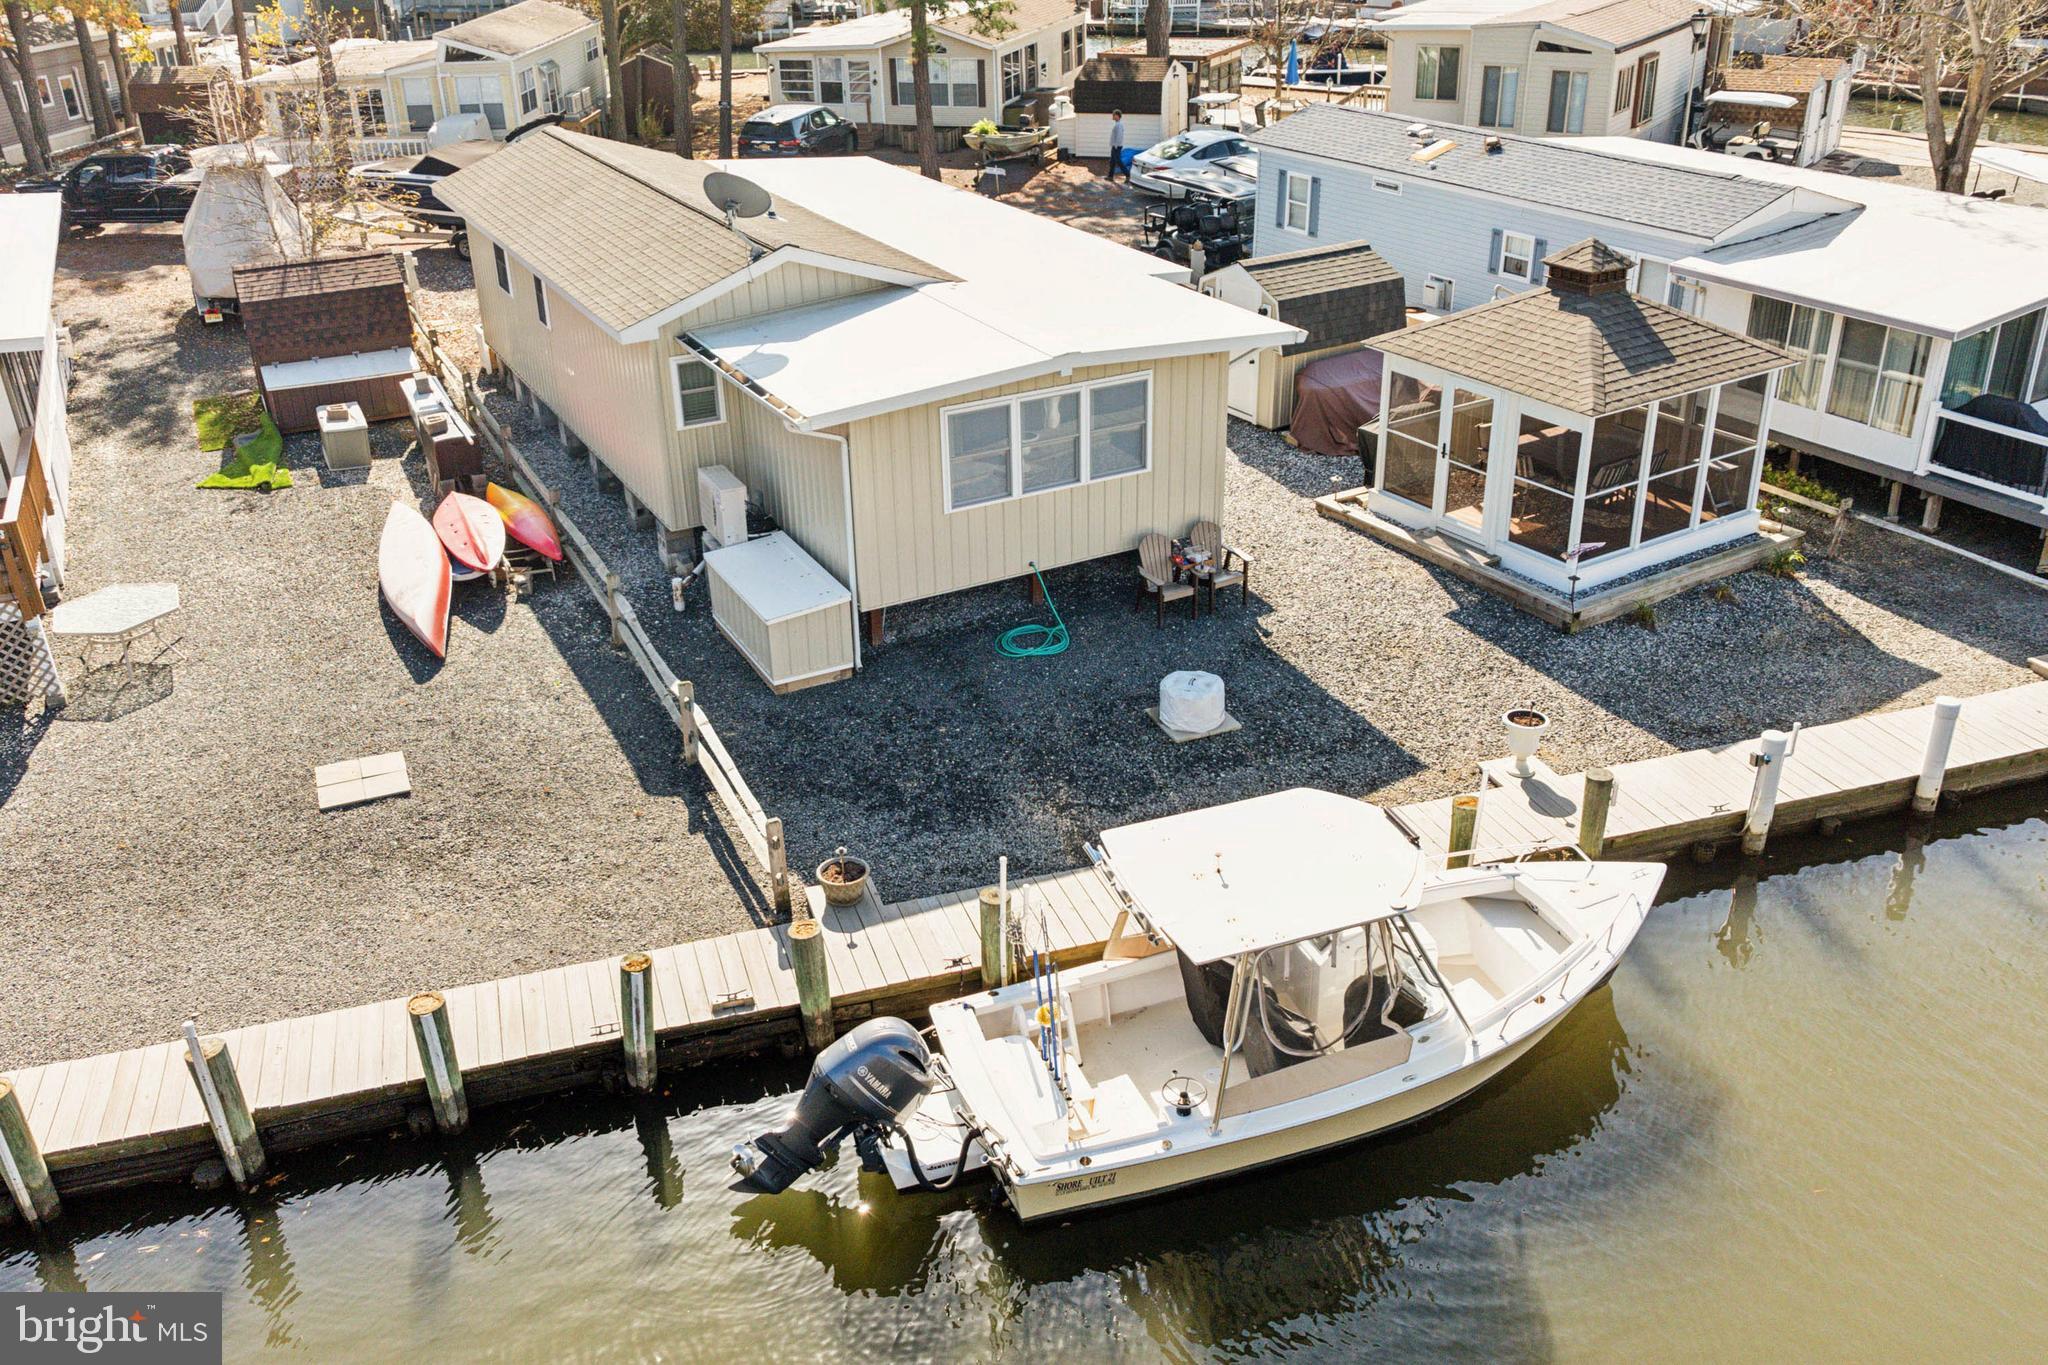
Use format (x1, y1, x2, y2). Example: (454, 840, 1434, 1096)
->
(0, 441, 52, 620)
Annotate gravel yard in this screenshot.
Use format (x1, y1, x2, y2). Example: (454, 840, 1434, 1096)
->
(0, 227, 756, 1070)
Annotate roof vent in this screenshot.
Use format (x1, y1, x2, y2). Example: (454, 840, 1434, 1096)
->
(1404, 122, 1432, 139)
(1484, 135, 1504, 154)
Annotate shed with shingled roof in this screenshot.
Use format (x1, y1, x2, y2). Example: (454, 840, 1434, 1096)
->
(1203, 241, 1408, 429)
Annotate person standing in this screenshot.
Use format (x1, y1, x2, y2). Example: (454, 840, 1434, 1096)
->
(1106, 109, 1126, 182)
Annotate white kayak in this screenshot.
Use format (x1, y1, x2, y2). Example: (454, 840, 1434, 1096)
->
(379, 501, 451, 658)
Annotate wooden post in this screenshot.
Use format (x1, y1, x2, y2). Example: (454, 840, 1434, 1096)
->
(1742, 728, 1794, 856)
(1578, 767, 1614, 859)
(1912, 695, 1963, 814)
(979, 886, 1007, 989)
(182, 1020, 264, 1186)
(864, 608, 885, 649)
(0, 1078, 60, 1226)
(619, 953, 658, 1092)
(1447, 794, 1479, 869)
(604, 572, 623, 648)
(1920, 493, 1944, 531)
(408, 993, 468, 1134)
(674, 680, 699, 765)
(766, 817, 792, 914)
(789, 919, 834, 1051)
(1886, 480, 1904, 520)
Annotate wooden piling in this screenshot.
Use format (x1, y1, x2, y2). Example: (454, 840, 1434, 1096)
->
(674, 680, 699, 765)
(1447, 794, 1480, 868)
(1742, 728, 1795, 856)
(766, 817, 792, 914)
(1920, 493, 1944, 531)
(408, 993, 469, 1134)
(1578, 767, 1614, 858)
(619, 954, 658, 1092)
(1913, 696, 1964, 814)
(789, 919, 834, 1051)
(0, 1078, 60, 1226)
(182, 1021, 264, 1186)
(980, 886, 1007, 989)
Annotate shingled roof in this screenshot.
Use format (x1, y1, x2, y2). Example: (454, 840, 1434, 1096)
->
(435, 127, 951, 340)
(1071, 56, 1178, 113)
(1369, 239, 1793, 416)
(440, 0, 592, 56)
(1240, 241, 1406, 355)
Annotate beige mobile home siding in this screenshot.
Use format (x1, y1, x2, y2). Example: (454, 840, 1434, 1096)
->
(700, 371, 854, 588)
(474, 227, 680, 525)
(675, 263, 888, 329)
(1260, 342, 1361, 430)
(847, 353, 1228, 610)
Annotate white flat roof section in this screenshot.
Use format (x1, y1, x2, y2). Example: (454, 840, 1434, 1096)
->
(1579, 138, 2048, 338)
(1097, 788, 1424, 965)
(704, 531, 850, 623)
(1971, 145, 2048, 187)
(755, 12, 914, 51)
(690, 159, 1300, 424)
(261, 346, 418, 392)
(0, 194, 62, 350)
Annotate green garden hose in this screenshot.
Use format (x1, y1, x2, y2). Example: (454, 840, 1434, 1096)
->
(996, 562, 1069, 658)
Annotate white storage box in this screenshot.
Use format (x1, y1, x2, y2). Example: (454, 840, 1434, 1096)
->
(704, 531, 855, 694)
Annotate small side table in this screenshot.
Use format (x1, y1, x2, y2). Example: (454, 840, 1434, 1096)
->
(47, 583, 182, 673)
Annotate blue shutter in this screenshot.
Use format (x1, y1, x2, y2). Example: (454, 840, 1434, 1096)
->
(1487, 228, 1503, 274)
(1275, 170, 1288, 228)
(1307, 177, 1321, 236)
(1532, 238, 1549, 284)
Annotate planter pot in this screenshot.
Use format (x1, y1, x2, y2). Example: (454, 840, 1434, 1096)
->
(1502, 708, 1551, 776)
(816, 855, 870, 908)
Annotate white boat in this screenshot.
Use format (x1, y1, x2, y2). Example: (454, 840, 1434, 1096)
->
(733, 788, 1662, 1223)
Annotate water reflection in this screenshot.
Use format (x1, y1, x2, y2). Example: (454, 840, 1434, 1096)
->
(440, 1151, 497, 1257)
(1886, 830, 1927, 922)
(633, 1104, 685, 1211)
(238, 1196, 300, 1351)
(1715, 872, 1762, 967)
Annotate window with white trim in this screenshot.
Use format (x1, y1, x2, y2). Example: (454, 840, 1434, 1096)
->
(1499, 231, 1535, 282)
(778, 59, 815, 102)
(1415, 45, 1460, 102)
(944, 374, 1151, 511)
(453, 74, 506, 131)
(1283, 172, 1312, 232)
(36, 75, 52, 107)
(1479, 64, 1518, 128)
(532, 273, 549, 327)
(672, 357, 724, 428)
(585, 35, 600, 64)
(403, 76, 434, 131)
(1546, 69, 1588, 134)
(519, 68, 539, 116)
(1827, 318, 1930, 436)
(817, 57, 847, 105)
(492, 243, 511, 295)
(1746, 296, 1832, 409)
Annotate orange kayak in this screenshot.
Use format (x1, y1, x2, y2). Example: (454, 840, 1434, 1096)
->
(485, 481, 563, 561)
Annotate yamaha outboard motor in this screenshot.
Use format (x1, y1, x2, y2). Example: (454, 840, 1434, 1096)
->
(731, 1017, 933, 1194)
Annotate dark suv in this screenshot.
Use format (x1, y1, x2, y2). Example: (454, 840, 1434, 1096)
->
(19, 146, 197, 226)
(739, 104, 858, 157)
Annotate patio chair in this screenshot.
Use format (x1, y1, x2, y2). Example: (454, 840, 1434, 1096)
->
(1188, 521, 1250, 610)
(1136, 533, 1196, 625)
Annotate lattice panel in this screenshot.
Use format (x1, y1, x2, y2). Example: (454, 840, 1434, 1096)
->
(0, 601, 61, 706)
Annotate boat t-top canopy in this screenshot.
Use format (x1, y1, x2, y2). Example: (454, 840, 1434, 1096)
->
(1096, 788, 1423, 964)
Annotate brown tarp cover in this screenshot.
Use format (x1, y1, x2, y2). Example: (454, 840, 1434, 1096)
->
(1290, 349, 1383, 458)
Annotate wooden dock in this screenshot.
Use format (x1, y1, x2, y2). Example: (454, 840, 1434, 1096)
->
(6, 680, 2048, 1210)
(0, 870, 1122, 1200)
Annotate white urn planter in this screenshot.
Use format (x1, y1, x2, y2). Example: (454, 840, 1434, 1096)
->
(1502, 708, 1551, 776)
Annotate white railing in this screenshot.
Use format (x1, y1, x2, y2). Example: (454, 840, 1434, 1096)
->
(349, 135, 430, 160)
(1928, 407, 2048, 503)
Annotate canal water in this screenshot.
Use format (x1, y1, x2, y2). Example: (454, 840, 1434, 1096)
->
(7, 792, 2047, 1362)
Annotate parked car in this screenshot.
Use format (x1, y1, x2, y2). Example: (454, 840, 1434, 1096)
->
(739, 104, 859, 157)
(1129, 129, 1255, 197)
(17, 146, 198, 226)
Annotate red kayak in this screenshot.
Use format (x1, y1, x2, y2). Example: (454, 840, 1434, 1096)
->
(379, 502, 451, 659)
(485, 481, 563, 562)
(433, 491, 506, 574)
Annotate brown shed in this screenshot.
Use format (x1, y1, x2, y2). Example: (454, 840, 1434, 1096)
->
(233, 253, 414, 433)
(125, 65, 230, 146)
(620, 46, 681, 137)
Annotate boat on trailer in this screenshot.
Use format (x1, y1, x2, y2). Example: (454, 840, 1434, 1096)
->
(733, 788, 1663, 1222)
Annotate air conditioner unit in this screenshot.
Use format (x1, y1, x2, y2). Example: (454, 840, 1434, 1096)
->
(565, 87, 592, 117)
(698, 464, 749, 553)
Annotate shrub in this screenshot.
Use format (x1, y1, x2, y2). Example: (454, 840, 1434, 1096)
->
(1761, 461, 1843, 508)
(1631, 601, 1657, 630)
(970, 118, 1000, 136)
(1763, 549, 1806, 578)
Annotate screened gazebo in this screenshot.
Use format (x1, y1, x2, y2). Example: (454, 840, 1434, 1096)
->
(1360, 241, 1797, 611)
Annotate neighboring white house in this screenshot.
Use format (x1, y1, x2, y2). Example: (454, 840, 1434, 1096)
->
(247, 0, 606, 154)
(1, 195, 72, 695)
(755, 0, 1089, 132)
(1370, 0, 1713, 144)
(436, 128, 1296, 686)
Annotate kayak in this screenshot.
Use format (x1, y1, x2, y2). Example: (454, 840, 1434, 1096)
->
(433, 490, 506, 573)
(485, 481, 563, 562)
(379, 502, 451, 658)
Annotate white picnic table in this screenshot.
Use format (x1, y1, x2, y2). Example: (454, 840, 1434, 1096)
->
(47, 583, 181, 671)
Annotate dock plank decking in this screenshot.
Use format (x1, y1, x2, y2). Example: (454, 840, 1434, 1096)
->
(7, 683, 2048, 1203)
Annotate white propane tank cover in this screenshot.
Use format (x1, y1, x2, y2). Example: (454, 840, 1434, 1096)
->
(1159, 671, 1226, 735)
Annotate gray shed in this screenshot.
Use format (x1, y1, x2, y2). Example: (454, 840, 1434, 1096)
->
(1203, 241, 1406, 429)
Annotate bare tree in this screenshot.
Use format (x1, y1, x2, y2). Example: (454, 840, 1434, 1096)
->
(672, 0, 693, 156)
(101, 7, 137, 131)
(166, 0, 190, 64)
(229, 0, 251, 80)
(903, 0, 1011, 181)
(1143, 0, 1168, 58)
(70, 7, 115, 138)
(0, 32, 41, 173)
(2, 0, 51, 174)
(599, 0, 627, 137)
(1783, 0, 2048, 193)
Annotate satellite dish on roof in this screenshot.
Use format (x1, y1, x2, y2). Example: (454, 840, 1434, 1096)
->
(703, 171, 772, 222)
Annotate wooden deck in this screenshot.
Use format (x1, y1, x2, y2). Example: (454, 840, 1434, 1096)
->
(1, 869, 1122, 1198)
(1392, 681, 2048, 860)
(9, 681, 2048, 1206)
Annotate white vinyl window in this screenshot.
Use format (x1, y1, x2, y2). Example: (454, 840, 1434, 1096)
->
(58, 74, 81, 121)
(1746, 296, 1833, 409)
(492, 243, 511, 295)
(1546, 69, 1588, 134)
(585, 35, 600, 64)
(893, 56, 979, 108)
(817, 57, 847, 105)
(778, 59, 815, 102)
(1499, 231, 1535, 282)
(36, 75, 52, 107)
(1415, 45, 1460, 102)
(1283, 172, 1312, 232)
(944, 374, 1152, 511)
(1828, 318, 1931, 436)
(1479, 64, 1518, 127)
(453, 75, 506, 131)
(532, 273, 549, 328)
(403, 76, 434, 131)
(519, 68, 539, 116)
(672, 357, 724, 429)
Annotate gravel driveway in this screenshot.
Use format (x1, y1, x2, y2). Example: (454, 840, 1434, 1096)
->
(0, 227, 757, 1070)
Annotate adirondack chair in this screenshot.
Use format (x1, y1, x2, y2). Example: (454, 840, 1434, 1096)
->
(1136, 533, 1196, 625)
(1188, 520, 1250, 610)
